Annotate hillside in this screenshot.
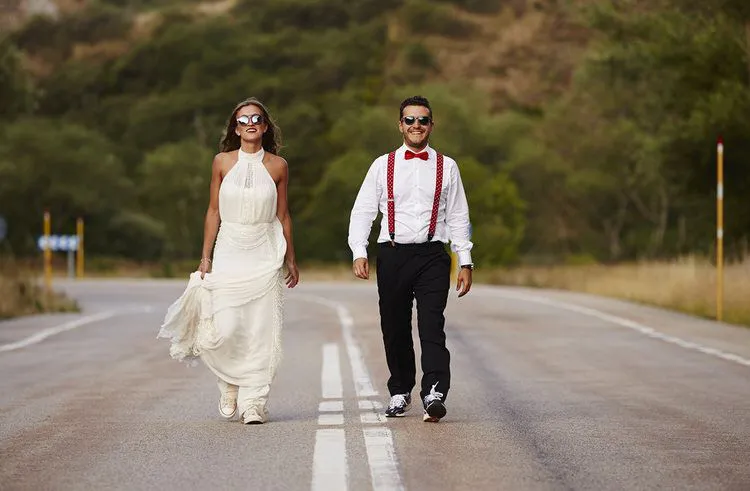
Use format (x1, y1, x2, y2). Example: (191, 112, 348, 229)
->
(388, 1, 593, 111)
(1, 0, 748, 268)
(2, 0, 591, 110)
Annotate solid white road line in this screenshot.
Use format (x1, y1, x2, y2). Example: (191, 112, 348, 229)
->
(336, 304, 379, 398)
(298, 295, 378, 397)
(322, 343, 344, 399)
(363, 427, 405, 491)
(301, 294, 404, 491)
(489, 290, 750, 368)
(312, 429, 347, 491)
(0, 307, 153, 354)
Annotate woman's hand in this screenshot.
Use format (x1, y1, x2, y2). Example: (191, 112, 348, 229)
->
(199, 258, 212, 279)
(285, 258, 299, 288)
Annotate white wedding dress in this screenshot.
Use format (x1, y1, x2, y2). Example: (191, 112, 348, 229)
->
(158, 148, 286, 415)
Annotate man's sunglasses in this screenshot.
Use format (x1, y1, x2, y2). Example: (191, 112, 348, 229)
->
(401, 116, 432, 126)
(237, 114, 264, 126)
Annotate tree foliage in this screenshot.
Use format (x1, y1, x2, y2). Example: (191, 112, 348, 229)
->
(1, 0, 748, 267)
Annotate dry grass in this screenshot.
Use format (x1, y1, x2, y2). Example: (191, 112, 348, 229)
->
(478, 256, 750, 326)
(0, 261, 79, 320)
(71, 40, 131, 61)
(195, 0, 237, 16)
(387, 1, 592, 111)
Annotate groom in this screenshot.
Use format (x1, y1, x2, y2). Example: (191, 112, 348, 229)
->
(347, 95, 474, 422)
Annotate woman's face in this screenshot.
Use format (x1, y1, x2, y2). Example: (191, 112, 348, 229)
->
(235, 104, 268, 144)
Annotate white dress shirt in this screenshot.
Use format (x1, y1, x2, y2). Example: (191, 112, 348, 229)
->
(348, 144, 474, 266)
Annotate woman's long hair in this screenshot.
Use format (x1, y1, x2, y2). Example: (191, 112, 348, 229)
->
(218, 97, 282, 154)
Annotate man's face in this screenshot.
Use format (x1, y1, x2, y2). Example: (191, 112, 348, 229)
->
(399, 105, 433, 150)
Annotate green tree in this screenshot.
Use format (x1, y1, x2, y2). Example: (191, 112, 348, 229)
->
(518, 0, 750, 260)
(0, 119, 132, 254)
(138, 140, 213, 259)
(457, 157, 526, 265)
(0, 39, 34, 119)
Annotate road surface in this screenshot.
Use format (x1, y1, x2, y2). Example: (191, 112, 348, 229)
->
(1, 279, 749, 490)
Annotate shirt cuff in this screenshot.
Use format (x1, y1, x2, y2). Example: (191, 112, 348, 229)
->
(457, 250, 473, 267)
(352, 246, 368, 261)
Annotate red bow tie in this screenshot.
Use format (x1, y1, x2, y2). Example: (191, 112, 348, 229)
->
(405, 150, 429, 161)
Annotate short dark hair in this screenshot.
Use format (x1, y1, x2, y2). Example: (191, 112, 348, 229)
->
(399, 95, 432, 119)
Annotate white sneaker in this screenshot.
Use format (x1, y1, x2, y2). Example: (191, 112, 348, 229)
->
(242, 406, 267, 425)
(422, 383, 446, 423)
(219, 394, 237, 419)
(384, 393, 411, 417)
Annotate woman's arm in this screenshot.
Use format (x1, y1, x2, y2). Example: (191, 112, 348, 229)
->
(275, 157, 299, 288)
(199, 154, 223, 278)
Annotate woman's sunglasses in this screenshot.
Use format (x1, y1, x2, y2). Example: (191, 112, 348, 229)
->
(401, 116, 432, 126)
(237, 114, 264, 126)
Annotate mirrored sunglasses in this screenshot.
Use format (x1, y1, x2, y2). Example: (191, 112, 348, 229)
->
(237, 114, 264, 126)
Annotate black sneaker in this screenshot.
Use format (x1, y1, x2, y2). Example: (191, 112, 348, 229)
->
(384, 393, 411, 417)
(422, 383, 446, 422)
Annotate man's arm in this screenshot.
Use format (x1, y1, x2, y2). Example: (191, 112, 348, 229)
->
(348, 158, 382, 278)
(445, 161, 473, 266)
(445, 160, 474, 296)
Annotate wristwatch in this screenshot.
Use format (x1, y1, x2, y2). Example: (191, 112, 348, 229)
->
(460, 264, 473, 271)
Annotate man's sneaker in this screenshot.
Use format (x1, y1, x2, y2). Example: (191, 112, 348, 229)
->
(422, 383, 446, 422)
(384, 393, 411, 417)
(219, 394, 237, 419)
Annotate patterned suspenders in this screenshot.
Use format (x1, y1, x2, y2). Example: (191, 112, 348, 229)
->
(386, 150, 444, 245)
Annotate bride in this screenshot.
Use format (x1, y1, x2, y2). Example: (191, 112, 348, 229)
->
(158, 97, 299, 424)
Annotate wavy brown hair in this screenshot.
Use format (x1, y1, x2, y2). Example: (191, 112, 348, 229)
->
(218, 97, 282, 154)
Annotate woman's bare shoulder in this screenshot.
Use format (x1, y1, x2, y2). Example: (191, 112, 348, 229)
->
(213, 151, 237, 173)
(266, 152, 288, 170)
(262, 153, 287, 183)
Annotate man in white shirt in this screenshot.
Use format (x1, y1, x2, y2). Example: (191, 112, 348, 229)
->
(347, 95, 474, 423)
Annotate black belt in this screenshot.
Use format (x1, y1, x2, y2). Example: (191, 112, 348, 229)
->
(379, 241, 445, 249)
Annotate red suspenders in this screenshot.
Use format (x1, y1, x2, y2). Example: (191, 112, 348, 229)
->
(386, 150, 444, 245)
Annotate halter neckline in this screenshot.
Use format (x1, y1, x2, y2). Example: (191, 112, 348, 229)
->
(238, 147, 265, 161)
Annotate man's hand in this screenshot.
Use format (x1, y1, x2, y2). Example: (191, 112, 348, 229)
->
(353, 258, 370, 280)
(456, 267, 472, 297)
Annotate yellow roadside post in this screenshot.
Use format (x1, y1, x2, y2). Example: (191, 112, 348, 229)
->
(716, 137, 724, 322)
(43, 210, 52, 292)
(76, 217, 84, 278)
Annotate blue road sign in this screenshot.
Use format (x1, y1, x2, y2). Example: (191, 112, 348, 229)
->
(0, 215, 6, 241)
(37, 235, 79, 252)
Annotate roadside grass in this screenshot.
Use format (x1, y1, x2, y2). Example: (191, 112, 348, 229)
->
(477, 256, 750, 326)
(0, 259, 79, 320)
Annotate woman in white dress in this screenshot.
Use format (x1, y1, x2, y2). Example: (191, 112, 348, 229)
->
(158, 97, 299, 424)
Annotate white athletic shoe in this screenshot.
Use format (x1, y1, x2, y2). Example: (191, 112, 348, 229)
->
(422, 383, 446, 423)
(219, 394, 237, 419)
(242, 406, 267, 425)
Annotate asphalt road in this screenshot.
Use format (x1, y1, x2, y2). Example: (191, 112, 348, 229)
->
(1, 278, 749, 491)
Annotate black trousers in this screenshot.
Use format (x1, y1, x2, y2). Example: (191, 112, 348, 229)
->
(376, 241, 451, 403)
